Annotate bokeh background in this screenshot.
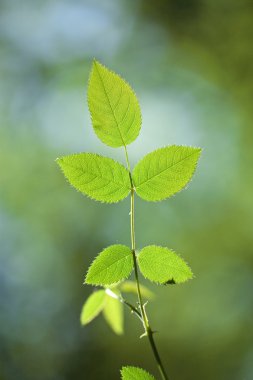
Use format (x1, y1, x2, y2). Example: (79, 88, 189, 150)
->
(1, 1, 253, 379)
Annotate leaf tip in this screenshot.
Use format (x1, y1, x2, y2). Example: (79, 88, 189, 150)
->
(92, 58, 104, 72)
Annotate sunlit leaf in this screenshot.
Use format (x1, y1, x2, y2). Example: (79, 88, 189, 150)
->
(85, 245, 133, 286)
(88, 60, 142, 147)
(80, 290, 106, 325)
(121, 366, 156, 380)
(132, 145, 201, 201)
(138, 245, 193, 284)
(56, 153, 131, 203)
(103, 292, 124, 335)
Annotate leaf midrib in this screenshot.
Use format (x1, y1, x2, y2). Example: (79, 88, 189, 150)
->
(88, 252, 132, 280)
(135, 149, 199, 188)
(94, 61, 126, 147)
(62, 160, 130, 190)
(139, 254, 191, 277)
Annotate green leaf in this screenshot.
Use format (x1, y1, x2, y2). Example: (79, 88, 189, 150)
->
(56, 153, 131, 203)
(132, 145, 201, 201)
(80, 290, 106, 325)
(121, 366, 156, 380)
(103, 292, 124, 335)
(88, 59, 142, 147)
(138, 245, 193, 284)
(85, 245, 133, 286)
(120, 281, 154, 299)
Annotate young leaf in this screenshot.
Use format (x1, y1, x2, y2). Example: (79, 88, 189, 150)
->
(120, 281, 154, 299)
(138, 245, 193, 284)
(132, 145, 201, 201)
(56, 153, 131, 203)
(85, 245, 133, 286)
(121, 366, 156, 380)
(103, 292, 124, 335)
(80, 290, 106, 325)
(88, 60, 142, 147)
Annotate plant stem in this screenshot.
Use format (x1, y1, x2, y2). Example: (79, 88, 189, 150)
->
(105, 288, 142, 322)
(124, 147, 170, 380)
(130, 188, 148, 329)
(130, 187, 169, 380)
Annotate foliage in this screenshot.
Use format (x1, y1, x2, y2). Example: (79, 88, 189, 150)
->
(103, 291, 124, 335)
(121, 366, 156, 380)
(133, 146, 201, 201)
(56, 153, 131, 203)
(119, 281, 154, 299)
(87, 60, 141, 147)
(85, 245, 133, 286)
(80, 290, 106, 325)
(57, 59, 201, 379)
(138, 246, 193, 284)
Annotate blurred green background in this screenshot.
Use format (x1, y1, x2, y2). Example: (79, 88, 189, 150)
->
(1, 0, 253, 379)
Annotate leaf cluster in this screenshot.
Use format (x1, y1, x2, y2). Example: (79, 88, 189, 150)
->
(84, 244, 192, 287)
(57, 60, 202, 379)
(80, 281, 152, 335)
(57, 60, 201, 205)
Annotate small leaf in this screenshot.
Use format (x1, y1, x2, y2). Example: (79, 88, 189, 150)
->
(120, 281, 154, 299)
(121, 366, 156, 380)
(132, 145, 201, 201)
(56, 153, 131, 203)
(138, 245, 193, 284)
(103, 292, 124, 335)
(88, 60, 142, 147)
(80, 290, 106, 325)
(85, 245, 133, 286)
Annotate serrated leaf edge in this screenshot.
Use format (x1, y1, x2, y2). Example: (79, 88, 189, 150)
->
(85, 244, 134, 286)
(56, 152, 131, 204)
(137, 245, 194, 285)
(132, 145, 202, 202)
(120, 366, 156, 380)
(87, 59, 142, 148)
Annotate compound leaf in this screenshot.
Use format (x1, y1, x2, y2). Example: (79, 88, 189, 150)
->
(88, 59, 142, 147)
(132, 145, 201, 201)
(120, 281, 154, 299)
(138, 245, 193, 284)
(80, 290, 106, 325)
(56, 153, 131, 203)
(103, 292, 124, 335)
(85, 245, 133, 286)
(121, 366, 156, 380)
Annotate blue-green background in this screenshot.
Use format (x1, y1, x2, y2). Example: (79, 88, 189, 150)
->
(1, 1, 253, 379)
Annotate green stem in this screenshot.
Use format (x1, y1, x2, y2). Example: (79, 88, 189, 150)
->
(130, 188, 148, 329)
(124, 146, 170, 380)
(105, 288, 142, 322)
